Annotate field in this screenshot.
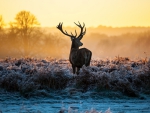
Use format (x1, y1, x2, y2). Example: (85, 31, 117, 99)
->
(0, 57, 150, 112)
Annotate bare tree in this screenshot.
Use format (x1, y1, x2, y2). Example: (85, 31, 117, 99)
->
(0, 15, 5, 35)
(0, 15, 5, 31)
(0, 15, 7, 57)
(10, 10, 40, 56)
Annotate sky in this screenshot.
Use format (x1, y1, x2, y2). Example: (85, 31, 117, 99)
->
(0, 0, 150, 27)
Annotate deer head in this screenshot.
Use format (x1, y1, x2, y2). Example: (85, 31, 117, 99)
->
(57, 22, 86, 49)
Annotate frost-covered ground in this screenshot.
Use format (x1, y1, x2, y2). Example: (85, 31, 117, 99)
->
(0, 57, 150, 113)
(1, 92, 150, 113)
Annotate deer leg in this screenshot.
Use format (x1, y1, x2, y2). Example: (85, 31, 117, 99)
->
(76, 67, 80, 75)
(72, 65, 76, 74)
(86, 52, 92, 66)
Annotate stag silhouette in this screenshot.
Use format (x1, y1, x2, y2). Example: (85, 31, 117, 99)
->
(57, 22, 92, 75)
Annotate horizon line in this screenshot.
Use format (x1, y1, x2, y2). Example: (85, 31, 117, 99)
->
(40, 25, 150, 28)
(3, 25, 150, 29)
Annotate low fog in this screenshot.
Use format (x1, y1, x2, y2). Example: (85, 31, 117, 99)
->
(83, 30, 150, 59)
(0, 26, 150, 59)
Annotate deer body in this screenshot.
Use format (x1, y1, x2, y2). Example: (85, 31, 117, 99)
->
(57, 22, 92, 75)
(70, 48, 92, 75)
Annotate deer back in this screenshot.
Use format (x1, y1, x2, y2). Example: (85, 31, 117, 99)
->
(69, 48, 92, 68)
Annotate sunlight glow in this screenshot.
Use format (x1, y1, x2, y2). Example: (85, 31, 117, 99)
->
(0, 0, 150, 27)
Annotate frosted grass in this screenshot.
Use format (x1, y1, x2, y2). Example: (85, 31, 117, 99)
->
(0, 57, 150, 112)
(0, 57, 150, 97)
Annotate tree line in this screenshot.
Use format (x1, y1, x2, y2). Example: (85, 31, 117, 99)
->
(0, 10, 69, 58)
(1, 10, 150, 59)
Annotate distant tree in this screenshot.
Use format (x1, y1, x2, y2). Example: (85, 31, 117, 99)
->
(0, 15, 7, 58)
(10, 10, 40, 56)
(0, 15, 5, 30)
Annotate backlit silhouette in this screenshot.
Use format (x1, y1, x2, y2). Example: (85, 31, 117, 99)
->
(57, 22, 92, 75)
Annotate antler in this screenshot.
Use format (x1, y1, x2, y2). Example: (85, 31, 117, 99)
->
(57, 22, 77, 38)
(74, 21, 86, 40)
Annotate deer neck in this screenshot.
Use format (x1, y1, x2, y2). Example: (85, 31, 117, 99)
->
(70, 42, 79, 52)
(69, 43, 79, 63)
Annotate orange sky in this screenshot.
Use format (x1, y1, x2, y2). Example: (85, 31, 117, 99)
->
(0, 0, 150, 27)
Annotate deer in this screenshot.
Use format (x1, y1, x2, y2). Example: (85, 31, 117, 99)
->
(57, 22, 92, 75)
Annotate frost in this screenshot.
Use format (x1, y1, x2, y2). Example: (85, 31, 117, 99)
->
(58, 107, 111, 113)
(0, 57, 150, 97)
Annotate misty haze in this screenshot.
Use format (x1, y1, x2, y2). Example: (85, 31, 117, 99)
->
(0, 26, 150, 59)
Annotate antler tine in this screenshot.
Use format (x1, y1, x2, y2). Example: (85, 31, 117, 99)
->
(60, 22, 63, 28)
(57, 22, 73, 38)
(74, 22, 80, 27)
(65, 30, 68, 34)
(57, 22, 63, 30)
(74, 21, 85, 29)
(75, 30, 77, 37)
(83, 27, 86, 35)
(83, 22, 85, 28)
(71, 32, 74, 36)
(74, 21, 86, 40)
(78, 21, 81, 26)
